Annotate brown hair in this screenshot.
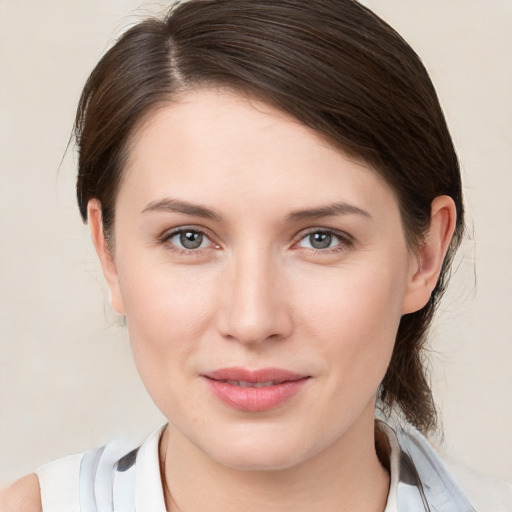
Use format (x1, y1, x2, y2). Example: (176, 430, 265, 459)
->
(75, 0, 464, 433)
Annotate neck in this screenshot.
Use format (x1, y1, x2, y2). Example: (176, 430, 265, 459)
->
(160, 406, 390, 512)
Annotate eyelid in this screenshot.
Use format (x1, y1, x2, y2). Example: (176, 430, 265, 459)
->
(157, 225, 352, 254)
(291, 227, 354, 252)
(158, 225, 220, 251)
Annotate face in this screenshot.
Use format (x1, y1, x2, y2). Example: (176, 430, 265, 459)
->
(99, 88, 423, 471)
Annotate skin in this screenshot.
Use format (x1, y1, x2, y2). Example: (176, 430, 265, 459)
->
(0, 88, 455, 512)
(0, 475, 41, 512)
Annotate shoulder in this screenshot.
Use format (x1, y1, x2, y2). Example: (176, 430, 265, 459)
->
(445, 458, 512, 511)
(381, 419, 512, 511)
(35, 452, 83, 511)
(0, 427, 165, 512)
(0, 473, 42, 512)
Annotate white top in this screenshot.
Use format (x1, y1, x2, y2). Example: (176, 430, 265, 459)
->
(35, 423, 512, 512)
(36, 428, 167, 512)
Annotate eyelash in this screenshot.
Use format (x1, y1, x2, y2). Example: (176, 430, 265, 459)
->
(159, 227, 217, 255)
(158, 227, 353, 255)
(291, 228, 353, 254)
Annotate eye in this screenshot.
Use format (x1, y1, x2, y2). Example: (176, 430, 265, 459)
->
(167, 229, 212, 250)
(295, 229, 351, 251)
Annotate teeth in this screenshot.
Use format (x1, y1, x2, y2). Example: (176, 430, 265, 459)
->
(253, 380, 277, 388)
(224, 380, 281, 388)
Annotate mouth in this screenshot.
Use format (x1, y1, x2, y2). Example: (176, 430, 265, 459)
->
(215, 379, 290, 388)
(202, 367, 310, 412)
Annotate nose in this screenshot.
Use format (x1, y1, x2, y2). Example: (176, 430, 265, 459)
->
(216, 247, 293, 346)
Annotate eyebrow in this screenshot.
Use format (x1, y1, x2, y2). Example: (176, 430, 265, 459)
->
(142, 198, 221, 221)
(142, 198, 371, 223)
(287, 202, 372, 222)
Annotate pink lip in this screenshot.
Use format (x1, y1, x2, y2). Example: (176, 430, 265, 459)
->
(202, 367, 310, 412)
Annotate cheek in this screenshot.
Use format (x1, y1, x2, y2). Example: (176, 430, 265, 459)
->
(117, 263, 217, 390)
(294, 261, 407, 384)
(121, 261, 215, 331)
(301, 262, 404, 329)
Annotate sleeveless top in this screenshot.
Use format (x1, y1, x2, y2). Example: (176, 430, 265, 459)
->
(35, 421, 512, 512)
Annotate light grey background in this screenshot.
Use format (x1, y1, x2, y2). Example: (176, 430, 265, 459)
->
(1, 0, 511, 485)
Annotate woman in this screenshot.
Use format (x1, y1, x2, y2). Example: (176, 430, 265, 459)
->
(2, 0, 511, 510)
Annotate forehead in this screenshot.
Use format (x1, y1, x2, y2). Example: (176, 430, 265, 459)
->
(120, 88, 400, 222)
(127, 88, 348, 173)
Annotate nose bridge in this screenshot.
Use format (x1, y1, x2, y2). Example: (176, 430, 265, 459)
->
(219, 243, 291, 345)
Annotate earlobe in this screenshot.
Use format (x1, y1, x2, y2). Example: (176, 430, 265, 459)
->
(87, 200, 126, 315)
(402, 196, 457, 315)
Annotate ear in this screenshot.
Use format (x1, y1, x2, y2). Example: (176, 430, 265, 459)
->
(87, 199, 126, 315)
(402, 195, 457, 315)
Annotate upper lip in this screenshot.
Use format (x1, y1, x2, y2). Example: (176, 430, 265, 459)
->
(203, 367, 308, 383)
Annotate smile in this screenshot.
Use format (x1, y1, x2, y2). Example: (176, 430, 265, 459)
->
(221, 380, 286, 388)
(202, 368, 310, 412)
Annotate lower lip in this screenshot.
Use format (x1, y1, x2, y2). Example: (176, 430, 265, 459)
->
(204, 378, 310, 412)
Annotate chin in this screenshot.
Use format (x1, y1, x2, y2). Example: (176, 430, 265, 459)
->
(200, 427, 317, 472)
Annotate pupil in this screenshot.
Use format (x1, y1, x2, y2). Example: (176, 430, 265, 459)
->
(310, 232, 332, 249)
(180, 231, 203, 249)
